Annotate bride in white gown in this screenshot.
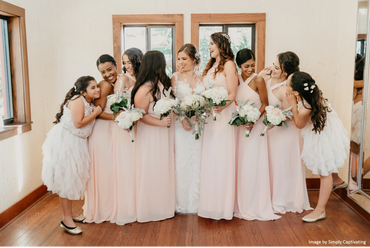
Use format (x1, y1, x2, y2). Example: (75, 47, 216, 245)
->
(171, 44, 205, 213)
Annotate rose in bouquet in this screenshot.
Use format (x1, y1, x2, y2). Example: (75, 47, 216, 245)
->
(153, 87, 178, 128)
(260, 104, 293, 136)
(106, 80, 131, 115)
(175, 93, 210, 140)
(201, 83, 229, 121)
(115, 104, 145, 142)
(229, 98, 261, 137)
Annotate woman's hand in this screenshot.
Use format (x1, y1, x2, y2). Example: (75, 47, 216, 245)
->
(93, 106, 102, 117)
(160, 116, 172, 127)
(181, 118, 193, 131)
(213, 105, 225, 114)
(244, 123, 254, 132)
(285, 92, 297, 107)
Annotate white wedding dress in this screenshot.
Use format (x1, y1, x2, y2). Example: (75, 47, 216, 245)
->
(173, 72, 205, 213)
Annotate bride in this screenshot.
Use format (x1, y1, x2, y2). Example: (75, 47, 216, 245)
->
(171, 43, 205, 213)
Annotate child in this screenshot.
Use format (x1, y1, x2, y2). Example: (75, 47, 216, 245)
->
(41, 76, 102, 234)
(285, 71, 350, 222)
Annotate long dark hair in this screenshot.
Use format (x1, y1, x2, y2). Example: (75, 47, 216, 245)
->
(290, 72, 331, 133)
(277, 51, 300, 77)
(131, 51, 174, 106)
(203, 32, 234, 79)
(54, 76, 95, 124)
(236, 48, 255, 67)
(123, 47, 143, 77)
(96, 54, 117, 68)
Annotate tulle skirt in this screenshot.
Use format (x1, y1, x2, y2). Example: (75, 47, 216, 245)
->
(42, 124, 90, 200)
(301, 108, 350, 176)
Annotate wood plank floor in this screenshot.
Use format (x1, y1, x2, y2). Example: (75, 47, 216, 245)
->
(0, 191, 369, 246)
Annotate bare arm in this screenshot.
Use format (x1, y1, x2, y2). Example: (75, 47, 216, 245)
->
(134, 85, 171, 127)
(69, 97, 102, 128)
(255, 76, 268, 115)
(285, 92, 311, 129)
(116, 74, 135, 90)
(95, 80, 115, 120)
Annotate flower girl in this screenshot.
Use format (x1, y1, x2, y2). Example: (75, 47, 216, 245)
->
(286, 71, 349, 222)
(42, 76, 102, 234)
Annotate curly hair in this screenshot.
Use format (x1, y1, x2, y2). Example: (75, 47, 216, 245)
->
(203, 32, 234, 79)
(123, 47, 143, 77)
(290, 72, 331, 133)
(177, 43, 201, 66)
(54, 76, 95, 124)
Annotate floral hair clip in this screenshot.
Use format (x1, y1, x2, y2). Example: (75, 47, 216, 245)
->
(195, 52, 200, 60)
(221, 33, 231, 43)
(304, 83, 308, 86)
(74, 85, 77, 93)
(310, 85, 315, 93)
(304, 87, 309, 91)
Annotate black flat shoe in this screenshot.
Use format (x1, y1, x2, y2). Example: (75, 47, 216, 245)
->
(60, 221, 82, 234)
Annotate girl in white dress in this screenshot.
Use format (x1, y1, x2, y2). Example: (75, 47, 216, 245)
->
(42, 76, 102, 234)
(171, 43, 204, 213)
(286, 71, 350, 222)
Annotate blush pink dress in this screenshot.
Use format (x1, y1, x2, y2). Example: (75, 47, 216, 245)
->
(234, 73, 281, 221)
(135, 83, 175, 222)
(84, 98, 116, 223)
(198, 63, 237, 220)
(266, 78, 312, 214)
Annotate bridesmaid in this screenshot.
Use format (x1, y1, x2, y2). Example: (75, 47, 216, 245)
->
(260, 51, 312, 214)
(132, 50, 176, 222)
(233, 48, 280, 221)
(109, 48, 143, 225)
(84, 54, 130, 224)
(198, 32, 238, 220)
(171, 43, 204, 213)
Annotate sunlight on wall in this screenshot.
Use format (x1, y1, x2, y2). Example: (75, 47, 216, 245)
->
(15, 134, 23, 192)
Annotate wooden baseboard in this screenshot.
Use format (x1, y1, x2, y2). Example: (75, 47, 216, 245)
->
(306, 178, 320, 189)
(0, 185, 48, 229)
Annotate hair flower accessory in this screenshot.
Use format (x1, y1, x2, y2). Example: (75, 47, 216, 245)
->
(310, 85, 316, 89)
(304, 87, 309, 91)
(303, 83, 308, 86)
(195, 52, 200, 60)
(221, 33, 231, 44)
(74, 85, 77, 92)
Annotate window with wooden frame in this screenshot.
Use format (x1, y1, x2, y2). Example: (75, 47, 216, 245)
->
(191, 13, 266, 73)
(0, 1, 31, 141)
(112, 14, 184, 76)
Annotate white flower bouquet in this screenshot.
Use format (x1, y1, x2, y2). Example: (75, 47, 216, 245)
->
(106, 80, 131, 115)
(115, 104, 145, 142)
(153, 87, 178, 128)
(201, 83, 229, 121)
(175, 93, 210, 140)
(229, 98, 261, 137)
(260, 104, 293, 136)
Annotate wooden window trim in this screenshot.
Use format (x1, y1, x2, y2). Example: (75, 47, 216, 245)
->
(112, 14, 184, 74)
(191, 13, 266, 73)
(0, 0, 31, 141)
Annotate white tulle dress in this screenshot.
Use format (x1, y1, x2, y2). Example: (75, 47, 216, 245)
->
(173, 73, 205, 213)
(299, 100, 350, 176)
(42, 96, 95, 200)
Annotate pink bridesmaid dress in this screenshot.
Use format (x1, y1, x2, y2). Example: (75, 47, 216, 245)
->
(234, 73, 281, 221)
(135, 83, 175, 222)
(266, 78, 312, 214)
(84, 98, 116, 223)
(198, 63, 237, 220)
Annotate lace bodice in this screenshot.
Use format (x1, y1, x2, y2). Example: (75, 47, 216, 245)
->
(59, 96, 95, 139)
(173, 73, 205, 100)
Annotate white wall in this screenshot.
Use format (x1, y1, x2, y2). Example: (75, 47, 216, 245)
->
(0, 0, 358, 213)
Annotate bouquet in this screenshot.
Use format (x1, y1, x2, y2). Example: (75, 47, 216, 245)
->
(260, 104, 293, 136)
(106, 80, 131, 115)
(229, 98, 261, 137)
(175, 93, 210, 140)
(115, 104, 145, 142)
(201, 83, 229, 121)
(153, 87, 178, 128)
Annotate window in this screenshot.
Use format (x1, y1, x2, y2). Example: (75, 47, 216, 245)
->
(112, 14, 184, 77)
(356, 39, 366, 57)
(0, 2, 32, 141)
(191, 13, 266, 73)
(199, 24, 255, 72)
(0, 17, 13, 126)
(123, 25, 175, 76)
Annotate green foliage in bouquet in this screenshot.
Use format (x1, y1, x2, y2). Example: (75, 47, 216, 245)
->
(110, 98, 128, 115)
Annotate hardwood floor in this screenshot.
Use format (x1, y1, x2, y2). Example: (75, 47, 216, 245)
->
(0, 191, 369, 246)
